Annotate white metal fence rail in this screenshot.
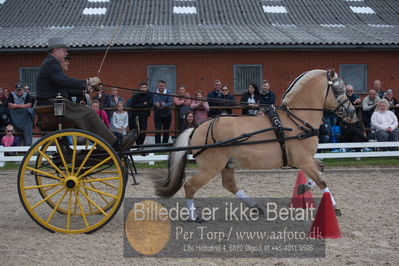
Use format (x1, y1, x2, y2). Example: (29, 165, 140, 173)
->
(1, 142, 398, 167)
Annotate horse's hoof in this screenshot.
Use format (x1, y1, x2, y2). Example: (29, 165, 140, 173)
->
(334, 208, 342, 217)
(297, 184, 310, 195)
(252, 205, 264, 216)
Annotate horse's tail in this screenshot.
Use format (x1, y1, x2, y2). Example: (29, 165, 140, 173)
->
(154, 128, 194, 198)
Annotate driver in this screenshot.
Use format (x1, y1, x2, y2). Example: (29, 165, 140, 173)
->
(36, 37, 136, 151)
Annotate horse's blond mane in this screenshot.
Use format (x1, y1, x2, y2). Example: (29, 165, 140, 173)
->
(282, 69, 325, 105)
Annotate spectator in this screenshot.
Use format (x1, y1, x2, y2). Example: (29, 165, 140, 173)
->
(371, 99, 399, 142)
(190, 90, 210, 124)
(153, 80, 173, 144)
(91, 100, 110, 128)
(129, 82, 153, 146)
(105, 87, 124, 118)
(173, 86, 191, 132)
(318, 120, 331, 144)
(8, 83, 34, 146)
(1, 124, 20, 147)
(92, 87, 109, 108)
(383, 89, 399, 118)
(240, 83, 259, 115)
(323, 110, 338, 128)
(0, 87, 10, 128)
(207, 79, 223, 117)
(339, 117, 368, 143)
(259, 80, 276, 105)
(218, 85, 235, 115)
(4, 88, 10, 99)
(111, 102, 128, 148)
(23, 85, 36, 106)
(373, 80, 385, 98)
(111, 102, 129, 136)
(345, 84, 362, 105)
(362, 89, 381, 129)
(181, 111, 196, 132)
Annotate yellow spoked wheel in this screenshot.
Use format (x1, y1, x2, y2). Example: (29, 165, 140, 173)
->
(34, 137, 117, 215)
(18, 129, 126, 234)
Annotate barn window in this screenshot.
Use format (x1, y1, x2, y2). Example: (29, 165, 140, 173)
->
(339, 64, 367, 93)
(234, 65, 263, 93)
(147, 65, 176, 93)
(20, 67, 40, 96)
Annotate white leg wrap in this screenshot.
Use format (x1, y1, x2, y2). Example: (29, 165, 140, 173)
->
(186, 199, 198, 221)
(235, 189, 257, 207)
(306, 178, 316, 188)
(323, 187, 336, 206)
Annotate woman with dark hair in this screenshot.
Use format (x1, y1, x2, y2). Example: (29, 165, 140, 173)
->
(181, 111, 196, 132)
(240, 83, 259, 115)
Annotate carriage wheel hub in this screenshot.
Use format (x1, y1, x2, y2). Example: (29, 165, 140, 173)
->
(65, 177, 79, 189)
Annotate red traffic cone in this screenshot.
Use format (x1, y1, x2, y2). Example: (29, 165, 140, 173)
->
(291, 170, 315, 208)
(309, 192, 341, 239)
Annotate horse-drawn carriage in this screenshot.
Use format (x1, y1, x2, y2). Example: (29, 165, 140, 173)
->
(17, 69, 355, 233)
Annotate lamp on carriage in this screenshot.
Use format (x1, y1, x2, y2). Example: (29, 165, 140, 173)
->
(54, 93, 65, 117)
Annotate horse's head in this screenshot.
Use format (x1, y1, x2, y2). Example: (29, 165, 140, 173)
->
(324, 70, 358, 121)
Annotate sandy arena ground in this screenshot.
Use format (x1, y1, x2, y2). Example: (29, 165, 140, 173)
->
(0, 167, 398, 265)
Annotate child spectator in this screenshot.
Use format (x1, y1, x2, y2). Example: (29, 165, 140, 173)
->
(190, 90, 209, 124)
(1, 124, 19, 147)
(111, 102, 129, 136)
(91, 100, 110, 128)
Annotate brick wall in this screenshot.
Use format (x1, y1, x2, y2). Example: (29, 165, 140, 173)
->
(1, 49, 398, 132)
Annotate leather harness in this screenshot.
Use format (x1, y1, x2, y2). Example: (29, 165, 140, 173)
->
(191, 70, 342, 167)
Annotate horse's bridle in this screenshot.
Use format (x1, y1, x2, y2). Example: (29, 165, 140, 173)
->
(325, 70, 355, 120)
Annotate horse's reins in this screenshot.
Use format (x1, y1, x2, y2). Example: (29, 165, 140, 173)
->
(101, 83, 335, 113)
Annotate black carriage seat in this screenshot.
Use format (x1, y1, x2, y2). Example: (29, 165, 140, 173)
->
(35, 105, 75, 133)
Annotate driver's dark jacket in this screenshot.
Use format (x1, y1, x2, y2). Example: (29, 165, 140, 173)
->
(36, 55, 86, 104)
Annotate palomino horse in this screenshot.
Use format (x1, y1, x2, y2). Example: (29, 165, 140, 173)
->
(155, 69, 356, 220)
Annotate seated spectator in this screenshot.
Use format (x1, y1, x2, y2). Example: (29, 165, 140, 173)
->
(190, 90, 209, 124)
(207, 79, 222, 118)
(180, 111, 196, 132)
(383, 89, 399, 118)
(339, 118, 368, 143)
(345, 84, 361, 105)
(362, 89, 381, 129)
(259, 80, 276, 105)
(373, 80, 385, 99)
(323, 110, 338, 128)
(218, 85, 235, 115)
(8, 83, 34, 146)
(318, 120, 331, 144)
(128, 82, 153, 146)
(173, 86, 191, 132)
(240, 83, 259, 115)
(1, 124, 20, 147)
(371, 99, 399, 142)
(91, 100, 110, 128)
